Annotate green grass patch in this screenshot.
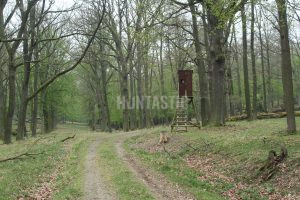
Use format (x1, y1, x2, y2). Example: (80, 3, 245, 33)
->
(98, 134, 155, 200)
(125, 142, 227, 200)
(0, 124, 92, 199)
(0, 136, 65, 199)
(52, 135, 92, 200)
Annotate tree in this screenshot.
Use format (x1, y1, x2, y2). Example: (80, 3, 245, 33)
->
(251, 0, 257, 118)
(205, 0, 245, 125)
(189, 0, 209, 125)
(275, 0, 296, 133)
(241, 3, 252, 119)
(0, 0, 39, 144)
(258, 8, 267, 112)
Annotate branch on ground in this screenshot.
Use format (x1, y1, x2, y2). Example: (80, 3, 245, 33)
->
(0, 151, 45, 163)
(60, 134, 76, 143)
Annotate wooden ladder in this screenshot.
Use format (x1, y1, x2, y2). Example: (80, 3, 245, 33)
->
(171, 97, 201, 132)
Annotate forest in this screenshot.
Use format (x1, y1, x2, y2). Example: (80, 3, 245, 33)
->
(0, 0, 299, 199)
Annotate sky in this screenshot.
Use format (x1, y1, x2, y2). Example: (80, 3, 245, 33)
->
(53, 0, 76, 9)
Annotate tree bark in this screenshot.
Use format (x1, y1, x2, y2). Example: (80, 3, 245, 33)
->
(202, 7, 213, 121)
(227, 57, 235, 116)
(258, 9, 267, 112)
(233, 24, 243, 114)
(129, 68, 136, 130)
(241, 4, 252, 119)
(159, 30, 165, 97)
(275, 0, 296, 133)
(31, 46, 39, 137)
(41, 89, 49, 134)
(121, 69, 130, 131)
(0, 2, 6, 138)
(17, 7, 35, 139)
(0, 67, 5, 138)
(207, 8, 226, 125)
(144, 47, 151, 128)
(251, 0, 257, 118)
(4, 60, 16, 143)
(101, 58, 111, 132)
(136, 30, 144, 128)
(189, 0, 209, 125)
(264, 27, 273, 110)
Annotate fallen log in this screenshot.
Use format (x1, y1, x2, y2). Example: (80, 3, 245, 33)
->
(227, 111, 300, 121)
(60, 134, 76, 142)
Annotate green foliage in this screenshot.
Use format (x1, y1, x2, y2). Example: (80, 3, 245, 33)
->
(45, 72, 87, 123)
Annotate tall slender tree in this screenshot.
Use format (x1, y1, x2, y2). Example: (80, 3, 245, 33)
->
(241, 4, 252, 119)
(189, 0, 209, 125)
(275, 0, 296, 133)
(251, 0, 257, 118)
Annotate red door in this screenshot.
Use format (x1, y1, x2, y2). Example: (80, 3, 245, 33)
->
(178, 70, 193, 97)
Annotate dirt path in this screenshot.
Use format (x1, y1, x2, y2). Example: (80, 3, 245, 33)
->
(116, 134, 194, 200)
(84, 136, 116, 200)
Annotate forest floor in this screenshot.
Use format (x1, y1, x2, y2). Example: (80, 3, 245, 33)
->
(0, 118, 299, 200)
(126, 118, 300, 200)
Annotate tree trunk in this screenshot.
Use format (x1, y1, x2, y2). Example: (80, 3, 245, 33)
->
(135, 9, 144, 129)
(275, 0, 296, 133)
(129, 67, 136, 130)
(159, 32, 167, 124)
(102, 66, 111, 132)
(258, 9, 267, 112)
(17, 21, 34, 139)
(89, 101, 96, 131)
(159, 32, 165, 96)
(49, 103, 55, 131)
(233, 25, 243, 114)
(227, 59, 235, 116)
(0, 64, 5, 138)
(251, 0, 257, 118)
(167, 39, 177, 90)
(202, 7, 213, 121)
(144, 47, 151, 128)
(41, 89, 50, 134)
(31, 49, 39, 137)
(4, 59, 16, 144)
(265, 28, 273, 110)
(121, 66, 130, 131)
(0, 0, 6, 140)
(207, 10, 226, 125)
(190, 0, 209, 125)
(241, 4, 252, 119)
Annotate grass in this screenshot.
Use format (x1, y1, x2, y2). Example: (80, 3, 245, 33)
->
(52, 133, 92, 200)
(125, 118, 300, 200)
(97, 134, 155, 200)
(128, 147, 228, 200)
(0, 124, 92, 200)
(0, 134, 65, 199)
